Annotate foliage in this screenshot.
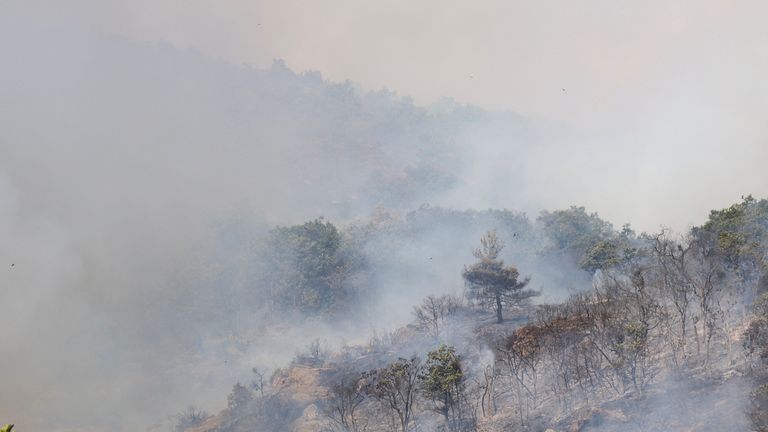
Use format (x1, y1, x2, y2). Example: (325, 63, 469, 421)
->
(227, 382, 254, 414)
(463, 230, 538, 322)
(579, 239, 621, 273)
(200, 197, 768, 432)
(264, 219, 364, 315)
(421, 346, 463, 399)
(694, 195, 768, 280)
(537, 206, 614, 257)
(420, 345, 471, 430)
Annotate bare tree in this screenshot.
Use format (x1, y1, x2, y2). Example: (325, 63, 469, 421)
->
(597, 258, 662, 396)
(686, 237, 727, 367)
(496, 326, 543, 425)
(250, 367, 270, 398)
(478, 363, 496, 418)
(322, 371, 368, 432)
(413, 294, 463, 341)
(363, 356, 422, 432)
(652, 231, 694, 365)
(174, 406, 210, 432)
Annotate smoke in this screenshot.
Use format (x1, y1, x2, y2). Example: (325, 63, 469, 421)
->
(1, 2, 766, 431)
(582, 376, 751, 432)
(9, 0, 768, 231)
(0, 19, 505, 431)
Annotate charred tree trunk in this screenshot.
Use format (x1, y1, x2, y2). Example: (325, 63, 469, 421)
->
(495, 292, 503, 323)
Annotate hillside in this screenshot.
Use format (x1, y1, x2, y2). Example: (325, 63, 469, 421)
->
(0, 27, 544, 431)
(2, 13, 767, 432)
(170, 197, 768, 432)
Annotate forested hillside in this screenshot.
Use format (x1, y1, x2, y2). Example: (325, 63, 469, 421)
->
(0, 28, 573, 430)
(172, 196, 768, 432)
(2, 17, 767, 432)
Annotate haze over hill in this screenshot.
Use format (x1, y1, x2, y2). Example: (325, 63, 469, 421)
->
(1, 2, 767, 432)
(6, 0, 768, 232)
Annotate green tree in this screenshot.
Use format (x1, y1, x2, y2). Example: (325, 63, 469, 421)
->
(463, 230, 538, 323)
(420, 345, 468, 429)
(694, 195, 768, 282)
(537, 206, 614, 259)
(227, 382, 254, 415)
(579, 239, 621, 273)
(264, 219, 362, 315)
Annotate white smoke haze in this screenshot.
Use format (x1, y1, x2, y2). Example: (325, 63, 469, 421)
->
(1, 1, 767, 431)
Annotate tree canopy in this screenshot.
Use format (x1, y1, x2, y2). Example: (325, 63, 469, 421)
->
(263, 219, 363, 315)
(463, 230, 538, 322)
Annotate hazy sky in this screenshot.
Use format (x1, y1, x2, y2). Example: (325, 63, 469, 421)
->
(7, 0, 768, 228)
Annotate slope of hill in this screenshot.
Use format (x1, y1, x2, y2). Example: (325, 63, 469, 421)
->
(174, 197, 768, 432)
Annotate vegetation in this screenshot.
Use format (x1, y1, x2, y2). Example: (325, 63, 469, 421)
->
(420, 345, 472, 429)
(413, 295, 464, 341)
(538, 206, 614, 258)
(463, 230, 538, 323)
(321, 369, 368, 432)
(227, 383, 254, 415)
(174, 406, 210, 432)
(363, 356, 422, 432)
(263, 218, 365, 315)
(173, 196, 768, 432)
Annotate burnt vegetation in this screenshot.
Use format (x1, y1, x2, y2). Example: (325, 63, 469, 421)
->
(176, 196, 768, 431)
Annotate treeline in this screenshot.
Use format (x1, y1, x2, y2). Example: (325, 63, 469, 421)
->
(177, 204, 622, 334)
(254, 204, 623, 319)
